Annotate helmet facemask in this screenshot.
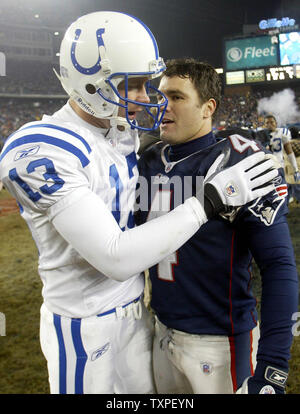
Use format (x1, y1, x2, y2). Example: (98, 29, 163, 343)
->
(96, 73, 168, 131)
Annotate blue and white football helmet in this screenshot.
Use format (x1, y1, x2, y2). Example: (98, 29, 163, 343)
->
(55, 11, 168, 131)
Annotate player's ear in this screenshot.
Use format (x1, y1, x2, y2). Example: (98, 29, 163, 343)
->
(203, 98, 216, 118)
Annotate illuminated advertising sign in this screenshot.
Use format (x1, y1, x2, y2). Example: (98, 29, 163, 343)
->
(259, 17, 296, 30)
(225, 71, 245, 85)
(265, 66, 295, 81)
(225, 35, 278, 70)
(279, 32, 300, 65)
(246, 69, 265, 83)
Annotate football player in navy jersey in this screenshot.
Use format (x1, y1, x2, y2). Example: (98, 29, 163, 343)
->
(136, 58, 298, 394)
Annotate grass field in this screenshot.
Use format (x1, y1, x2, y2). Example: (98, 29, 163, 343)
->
(0, 188, 299, 394)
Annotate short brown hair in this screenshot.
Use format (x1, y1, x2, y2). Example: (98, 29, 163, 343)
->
(163, 58, 221, 112)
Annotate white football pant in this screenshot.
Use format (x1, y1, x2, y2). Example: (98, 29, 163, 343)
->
(40, 300, 155, 394)
(153, 317, 259, 394)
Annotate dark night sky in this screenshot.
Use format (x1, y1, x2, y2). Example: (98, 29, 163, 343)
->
(63, 0, 300, 67)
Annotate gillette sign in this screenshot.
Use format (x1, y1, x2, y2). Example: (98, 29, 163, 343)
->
(259, 17, 296, 30)
(225, 35, 278, 70)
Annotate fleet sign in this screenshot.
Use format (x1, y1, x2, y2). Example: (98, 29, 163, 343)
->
(225, 35, 278, 70)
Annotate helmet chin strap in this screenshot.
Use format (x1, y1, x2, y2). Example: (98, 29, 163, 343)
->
(108, 116, 131, 130)
(57, 77, 135, 131)
(73, 93, 132, 131)
(104, 97, 133, 130)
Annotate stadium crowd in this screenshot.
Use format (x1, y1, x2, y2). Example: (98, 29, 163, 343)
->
(214, 87, 300, 131)
(0, 98, 66, 150)
(1, 89, 300, 150)
(0, 61, 64, 96)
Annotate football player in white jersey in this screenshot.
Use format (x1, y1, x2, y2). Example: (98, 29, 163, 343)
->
(264, 115, 300, 182)
(0, 11, 278, 394)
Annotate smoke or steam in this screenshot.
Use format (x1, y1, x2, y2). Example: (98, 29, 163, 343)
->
(257, 89, 300, 126)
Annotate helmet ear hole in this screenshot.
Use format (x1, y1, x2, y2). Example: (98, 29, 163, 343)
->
(85, 84, 97, 94)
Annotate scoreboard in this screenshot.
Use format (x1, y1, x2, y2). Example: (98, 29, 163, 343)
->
(223, 31, 300, 85)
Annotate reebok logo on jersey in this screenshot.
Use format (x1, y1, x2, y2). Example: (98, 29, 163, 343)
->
(272, 175, 283, 186)
(90, 342, 110, 361)
(14, 145, 40, 161)
(272, 176, 288, 197)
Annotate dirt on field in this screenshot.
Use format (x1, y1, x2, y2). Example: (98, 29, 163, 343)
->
(0, 196, 19, 216)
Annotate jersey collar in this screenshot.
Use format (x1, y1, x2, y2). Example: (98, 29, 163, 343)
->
(168, 131, 216, 162)
(161, 131, 217, 173)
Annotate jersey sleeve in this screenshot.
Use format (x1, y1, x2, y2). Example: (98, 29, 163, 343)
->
(235, 162, 298, 369)
(215, 137, 297, 368)
(0, 123, 91, 213)
(50, 188, 207, 281)
(281, 128, 292, 145)
(242, 209, 298, 369)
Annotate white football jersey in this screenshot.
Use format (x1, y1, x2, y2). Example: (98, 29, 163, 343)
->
(269, 127, 291, 167)
(0, 102, 144, 317)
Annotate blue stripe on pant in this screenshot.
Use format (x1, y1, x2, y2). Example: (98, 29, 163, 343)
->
(71, 318, 88, 394)
(53, 315, 88, 394)
(53, 314, 67, 394)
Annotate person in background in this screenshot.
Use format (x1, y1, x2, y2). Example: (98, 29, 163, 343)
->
(264, 114, 300, 202)
(284, 126, 300, 203)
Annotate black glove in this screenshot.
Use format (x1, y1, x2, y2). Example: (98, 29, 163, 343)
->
(236, 361, 288, 394)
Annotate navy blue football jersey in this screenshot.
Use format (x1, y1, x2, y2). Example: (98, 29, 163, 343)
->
(136, 131, 298, 369)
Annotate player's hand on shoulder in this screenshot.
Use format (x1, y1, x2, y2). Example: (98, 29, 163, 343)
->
(202, 151, 279, 218)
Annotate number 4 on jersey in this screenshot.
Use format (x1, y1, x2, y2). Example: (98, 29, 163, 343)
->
(147, 189, 178, 282)
(228, 134, 260, 153)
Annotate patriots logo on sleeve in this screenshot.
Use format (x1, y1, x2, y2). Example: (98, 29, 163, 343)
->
(248, 177, 287, 226)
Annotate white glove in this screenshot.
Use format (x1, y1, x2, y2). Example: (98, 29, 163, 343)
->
(203, 151, 278, 218)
